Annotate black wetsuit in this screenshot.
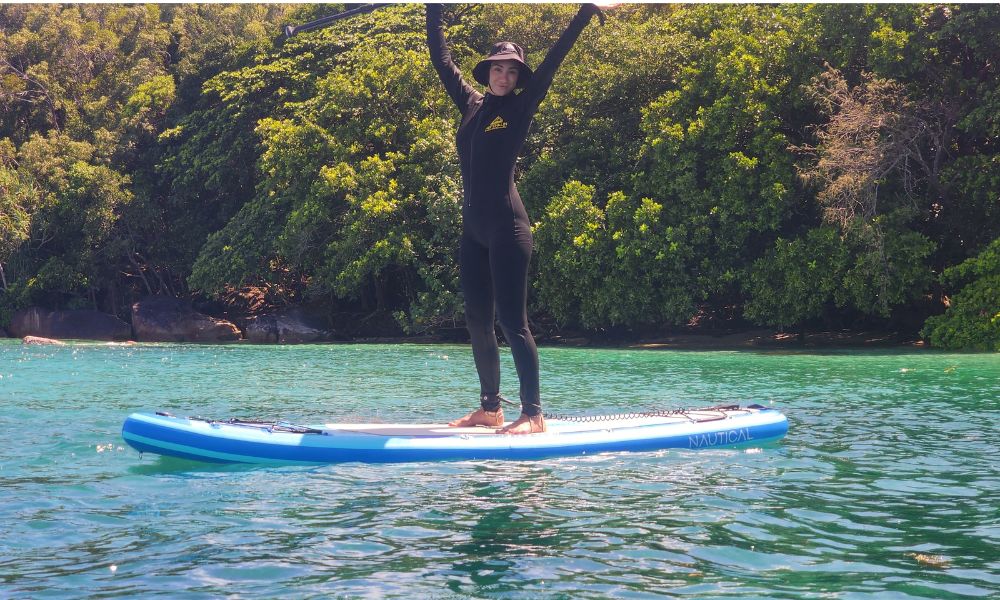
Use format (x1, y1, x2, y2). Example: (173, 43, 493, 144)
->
(426, 4, 597, 416)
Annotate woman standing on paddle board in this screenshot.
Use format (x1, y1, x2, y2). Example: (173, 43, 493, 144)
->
(426, 3, 607, 434)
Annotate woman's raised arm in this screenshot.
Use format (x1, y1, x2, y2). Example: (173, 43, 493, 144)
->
(426, 4, 480, 112)
(520, 4, 600, 112)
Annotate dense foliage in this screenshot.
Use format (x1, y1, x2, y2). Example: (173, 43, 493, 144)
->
(921, 238, 1000, 351)
(1, 3, 998, 348)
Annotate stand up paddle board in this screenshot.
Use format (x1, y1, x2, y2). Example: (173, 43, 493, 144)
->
(121, 404, 787, 465)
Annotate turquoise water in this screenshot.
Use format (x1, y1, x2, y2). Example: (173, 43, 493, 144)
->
(1, 340, 997, 599)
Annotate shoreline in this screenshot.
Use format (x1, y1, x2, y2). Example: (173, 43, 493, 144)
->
(348, 327, 928, 351)
(4, 328, 928, 350)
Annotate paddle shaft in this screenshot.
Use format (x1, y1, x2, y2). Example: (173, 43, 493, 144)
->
(283, 3, 390, 39)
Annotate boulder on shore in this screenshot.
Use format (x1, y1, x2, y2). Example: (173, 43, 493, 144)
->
(245, 307, 336, 344)
(132, 296, 241, 342)
(9, 307, 132, 341)
(23, 335, 66, 345)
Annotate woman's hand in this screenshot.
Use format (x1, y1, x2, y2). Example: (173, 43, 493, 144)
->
(587, 3, 619, 26)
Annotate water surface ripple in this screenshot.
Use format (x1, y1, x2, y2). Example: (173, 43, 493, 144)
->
(1, 341, 997, 598)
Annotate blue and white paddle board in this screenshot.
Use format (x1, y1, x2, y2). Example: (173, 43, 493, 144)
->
(121, 405, 788, 465)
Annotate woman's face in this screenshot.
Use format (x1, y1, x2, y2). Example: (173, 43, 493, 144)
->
(488, 60, 520, 96)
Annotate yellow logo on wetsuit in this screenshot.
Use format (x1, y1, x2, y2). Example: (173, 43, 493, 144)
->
(484, 115, 508, 132)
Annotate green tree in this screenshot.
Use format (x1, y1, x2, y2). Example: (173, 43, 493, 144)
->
(11, 132, 132, 309)
(0, 140, 35, 294)
(532, 181, 607, 327)
(0, 4, 172, 144)
(746, 224, 933, 330)
(922, 237, 1000, 351)
(747, 64, 937, 329)
(185, 5, 464, 329)
(620, 4, 810, 320)
(744, 227, 848, 330)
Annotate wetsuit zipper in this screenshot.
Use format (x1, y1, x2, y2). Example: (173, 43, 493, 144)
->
(465, 99, 490, 209)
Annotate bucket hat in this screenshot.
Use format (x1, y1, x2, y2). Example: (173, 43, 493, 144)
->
(473, 42, 533, 88)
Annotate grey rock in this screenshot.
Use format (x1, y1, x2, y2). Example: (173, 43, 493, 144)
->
(132, 296, 241, 342)
(245, 307, 335, 344)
